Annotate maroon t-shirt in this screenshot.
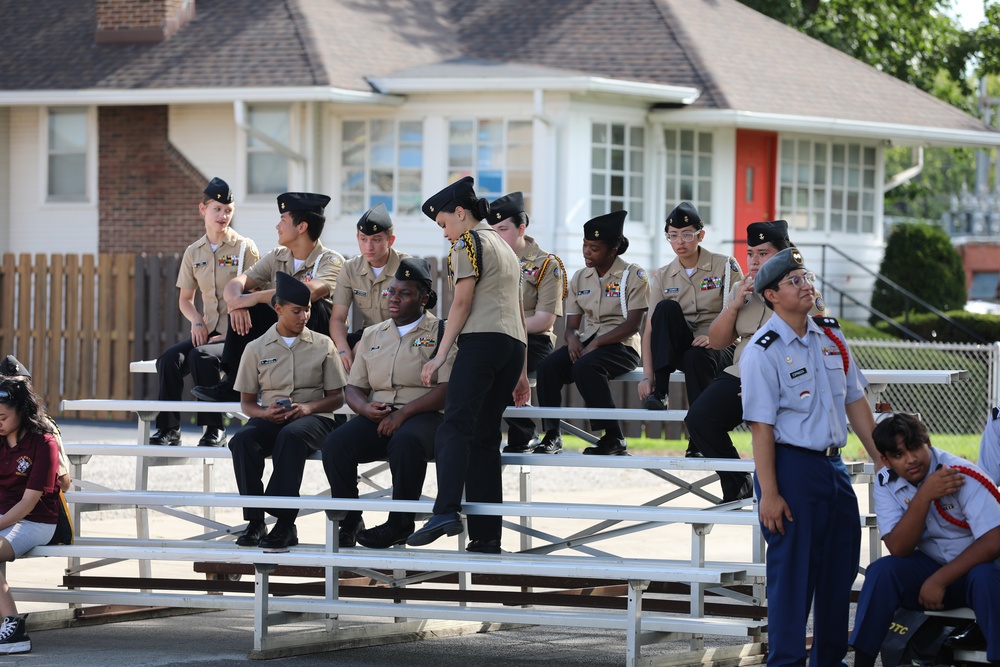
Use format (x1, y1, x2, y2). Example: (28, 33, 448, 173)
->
(0, 431, 59, 524)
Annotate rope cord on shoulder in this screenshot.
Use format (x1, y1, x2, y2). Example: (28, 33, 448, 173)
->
(934, 465, 1000, 530)
(821, 327, 849, 375)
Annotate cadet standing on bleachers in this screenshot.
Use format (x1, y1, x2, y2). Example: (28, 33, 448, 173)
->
(329, 203, 409, 372)
(150, 177, 259, 447)
(228, 272, 347, 550)
(740, 248, 879, 667)
(486, 192, 567, 453)
(193, 192, 343, 402)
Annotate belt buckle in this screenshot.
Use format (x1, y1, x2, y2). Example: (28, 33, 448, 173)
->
(822, 446, 838, 457)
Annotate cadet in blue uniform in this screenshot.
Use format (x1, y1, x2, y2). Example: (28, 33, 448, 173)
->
(740, 248, 879, 667)
(979, 406, 1000, 485)
(406, 177, 529, 552)
(850, 413, 1000, 665)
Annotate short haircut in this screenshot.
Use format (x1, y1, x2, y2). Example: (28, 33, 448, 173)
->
(290, 210, 326, 241)
(872, 413, 930, 456)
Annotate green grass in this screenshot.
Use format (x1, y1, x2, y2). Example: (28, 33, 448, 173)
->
(563, 432, 983, 462)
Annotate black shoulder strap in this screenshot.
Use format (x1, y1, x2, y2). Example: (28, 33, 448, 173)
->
(812, 315, 840, 328)
(755, 330, 778, 349)
(993, 406, 1000, 421)
(429, 318, 447, 360)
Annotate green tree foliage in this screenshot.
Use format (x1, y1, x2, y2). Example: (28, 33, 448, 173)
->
(870, 223, 968, 324)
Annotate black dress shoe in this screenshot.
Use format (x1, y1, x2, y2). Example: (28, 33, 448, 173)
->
(338, 519, 365, 548)
(259, 522, 298, 549)
(532, 431, 562, 454)
(149, 428, 181, 446)
(198, 427, 226, 447)
(406, 512, 464, 546)
(466, 539, 501, 554)
(235, 521, 268, 547)
(191, 382, 239, 402)
(721, 474, 755, 504)
(583, 434, 627, 456)
(356, 522, 410, 549)
(503, 436, 540, 454)
(945, 621, 986, 649)
(643, 393, 668, 410)
(684, 443, 704, 458)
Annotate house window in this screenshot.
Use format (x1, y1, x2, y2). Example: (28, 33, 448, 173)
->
(779, 139, 877, 233)
(341, 119, 424, 216)
(47, 108, 88, 201)
(448, 119, 532, 206)
(591, 123, 645, 221)
(246, 105, 291, 195)
(970, 272, 999, 301)
(663, 129, 711, 224)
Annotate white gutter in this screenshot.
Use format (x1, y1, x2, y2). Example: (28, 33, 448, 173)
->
(0, 86, 404, 107)
(650, 108, 1000, 148)
(369, 75, 700, 105)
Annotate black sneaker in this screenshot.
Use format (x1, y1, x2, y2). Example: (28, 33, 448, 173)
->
(583, 434, 627, 456)
(532, 431, 562, 455)
(191, 382, 239, 402)
(643, 394, 668, 410)
(149, 428, 181, 446)
(503, 436, 540, 454)
(0, 615, 30, 654)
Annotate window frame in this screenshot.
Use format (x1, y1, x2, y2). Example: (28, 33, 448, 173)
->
(446, 117, 533, 208)
(243, 103, 299, 198)
(339, 117, 425, 217)
(42, 106, 96, 205)
(662, 127, 713, 226)
(590, 121, 648, 223)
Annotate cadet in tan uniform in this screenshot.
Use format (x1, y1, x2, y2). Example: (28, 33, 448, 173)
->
(323, 258, 458, 549)
(329, 203, 409, 372)
(228, 272, 347, 549)
(534, 210, 649, 456)
(639, 202, 743, 451)
(150, 177, 259, 447)
(407, 177, 529, 552)
(487, 192, 567, 453)
(193, 192, 344, 402)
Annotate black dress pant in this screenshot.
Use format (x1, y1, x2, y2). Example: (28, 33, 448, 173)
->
(684, 371, 749, 501)
(433, 333, 525, 542)
(155, 337, 224, 430)
(535, 340, 639, 437)
(219, 302, 331, 380)
(648, 299, 733, 403)
(503, 333, 553, 446)
(322, 411, 440, 532)
(229, 415, 337, 523)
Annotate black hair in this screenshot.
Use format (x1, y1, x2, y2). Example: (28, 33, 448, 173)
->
(270, 294, 310, 309)
(511, 212, 529, 228)
(0, 377, 55, 438)
(421, 285, 438, 311)
(593, 235, 629, 257)
(290, 210, 326, 241)
(872, 413, 930, 456)
(442, 194, 491, 222)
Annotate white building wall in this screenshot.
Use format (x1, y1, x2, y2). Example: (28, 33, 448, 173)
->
(0, 108, 9, 251)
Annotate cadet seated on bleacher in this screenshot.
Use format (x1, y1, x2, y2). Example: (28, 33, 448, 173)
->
(323, 258, 457, 549)
(229, 272, 347, 550)
(978, 405, 1000, 486)
(193, 192, 344, 403)
(850, 413, 1000, 665)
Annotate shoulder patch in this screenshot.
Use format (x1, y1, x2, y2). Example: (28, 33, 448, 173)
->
(755, 331, 778, 349)
(729, 257, 740, 274)
(812, 315, 839, 328)
(993, 406, 1000, 421)
(814, 296, 825, 313)
(330, 255, 343, 267)
(635, 268, 647, 282)
(249, 242, 260, 258)
(453, 238, 466, 250)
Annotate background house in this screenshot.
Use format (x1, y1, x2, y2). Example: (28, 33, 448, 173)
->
(2, 0, 999, 323)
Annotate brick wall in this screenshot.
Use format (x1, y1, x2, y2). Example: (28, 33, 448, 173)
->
(95, 0, 194, 43)
(98, 105, 207, 254)
(956, 242, 1000, 290)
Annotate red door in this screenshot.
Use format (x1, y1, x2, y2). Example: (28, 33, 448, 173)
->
(733, 130, 777, 271)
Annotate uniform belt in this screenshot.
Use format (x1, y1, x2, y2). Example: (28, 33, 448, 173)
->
(775, 442, 839, 457)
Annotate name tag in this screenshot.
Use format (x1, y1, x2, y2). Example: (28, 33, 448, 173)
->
(790, 368, 807, 379)
(577, 289, 592, 296)
(664, 287, 680, 294)
(260, 358, 278, 365)
(369, 345, 381, 352)
(193, 260, 208, 268)
(353, 289, 368, 296)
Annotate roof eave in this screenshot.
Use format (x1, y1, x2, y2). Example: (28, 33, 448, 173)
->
(651, 109, 1000, 148)
(369, 75, 701, 105)
(0, 86, 405, 107)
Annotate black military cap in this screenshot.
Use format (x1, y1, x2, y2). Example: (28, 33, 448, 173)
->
(204, 177, 234, 205)
(584, 210, 627, 242)
(746, 220, 789, 248)
(357, 203, 393, 235)
(422, 176, 477, 221)
(666, 202, 703, 229)
(277, 192, 331, 215)
(488, 192, 526, 225)
(395, 257, 433, 284)
(755, 248, 808, 294)
(0, 355, 30, 378)
(275, 271, 311, 307)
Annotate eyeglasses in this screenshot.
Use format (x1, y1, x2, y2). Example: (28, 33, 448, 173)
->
(666, 231, 698, 243)
(0, 389, 8, 399)
(777, 272, 816, 289)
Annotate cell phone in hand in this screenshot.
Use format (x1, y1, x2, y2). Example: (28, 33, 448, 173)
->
(274, 398, 292, 411)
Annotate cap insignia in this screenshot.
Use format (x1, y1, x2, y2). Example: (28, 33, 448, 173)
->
(216, 194, 222, 200)
(496, 212, 502, 219)
(759, 233, 764, 240)
(280, 202, 286, 210)
(594, 230, 600, 238)
(429, 205, 435, 213)
(791, 249, 803, 264)
(683, 215, 689, 223)
(405, 269, 411, 277)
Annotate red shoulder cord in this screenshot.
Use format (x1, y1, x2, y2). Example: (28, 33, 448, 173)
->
(934, 465, 1000, 530)
(821, 327, 848, 375)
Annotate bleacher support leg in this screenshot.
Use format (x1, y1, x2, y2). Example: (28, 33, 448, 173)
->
(626, 579, 649, 667)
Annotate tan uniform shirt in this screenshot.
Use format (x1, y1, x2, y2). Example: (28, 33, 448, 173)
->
(331, 248, 409, 328)
(450, 222, 526, 343)
(176, 229, 260, 335)
(566, 256, 650, 354)
(349, 312, 458, 409)
(649, 249, 743, 338)
(234, 324, 347, 407)
(519, 237, 566, 346)
(243, 242, 344, 309)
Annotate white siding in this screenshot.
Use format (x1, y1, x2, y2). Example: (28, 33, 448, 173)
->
(0, 108, 9, 250)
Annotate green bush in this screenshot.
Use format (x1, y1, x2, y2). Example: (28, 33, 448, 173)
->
(874, 310, 1000, 343)
(869, 223, 967, 325)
